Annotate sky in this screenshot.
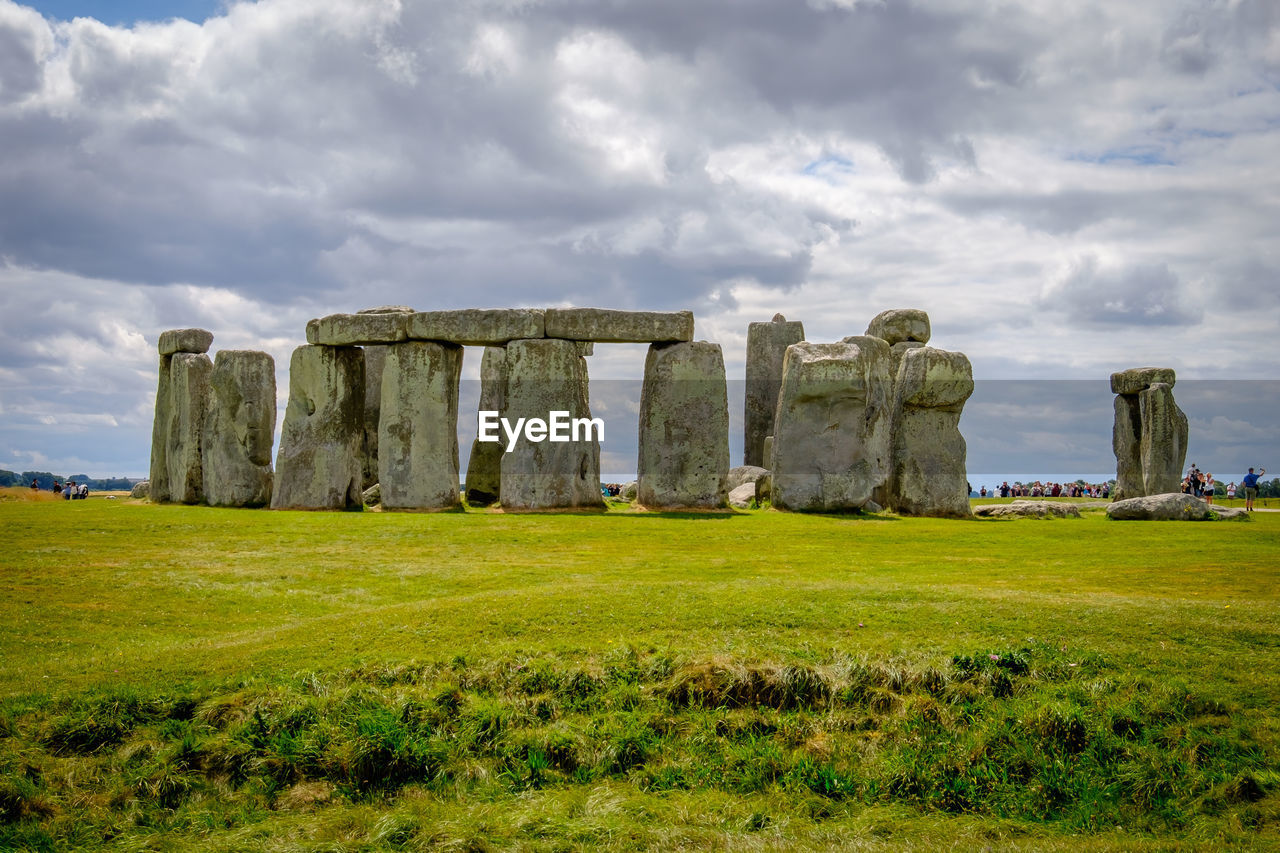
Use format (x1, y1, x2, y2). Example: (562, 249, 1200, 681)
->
(1, 0, 1277, 481)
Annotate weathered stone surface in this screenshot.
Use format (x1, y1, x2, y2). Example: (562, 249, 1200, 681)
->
(130, 481, 150, 499)
(745, 314, 804, 467)
(544, 308, 694, 343)
(888, 340, 925, 377)
(359, 306, 414, 315)
(1112, 395, 1144, 501)
(772, 338, 893, 511)
(272, 345, 365, 510)
(865, 309, 930, 346)
(500, 339, 604, 510)
(357, 306, 415, 490)
(1139, 382, 1188, 497)
(974, 501, 1081, 518)
(306, 313, 408, 346)
(726, 465, 770, 493)
(163, 353, 213, 504)
(148, 356, 174, 502)
(201, 350, 275, 507)
(379, 341, 463, 511)
(465, 346, 508, 506)
(886, 346, 973, 518)
(728, 482, 756, 508)
(363, 483, 381, 506)
(158, 328, 214, 356)
(576, 341, 594, 357)
(408, 309, 545, 346)
(1107, 493, 1249, 521)
(1111, 367, 1176, 396)
(762, 436, 774, 470)
(622, 480, 637, 500)
(637, 341, 730, 509)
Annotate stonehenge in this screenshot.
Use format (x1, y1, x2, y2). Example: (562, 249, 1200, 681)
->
(1110, 367, 1188, 500)
(152, 305, 1203, 523)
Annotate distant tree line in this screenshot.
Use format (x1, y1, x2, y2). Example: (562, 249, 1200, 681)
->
(0, 470, 141, 491)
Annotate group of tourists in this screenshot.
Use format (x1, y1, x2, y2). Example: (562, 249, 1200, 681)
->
(31, 479, 89, 500)
(1181, 464, 1268, 511)
(984, 481, 1109, 499)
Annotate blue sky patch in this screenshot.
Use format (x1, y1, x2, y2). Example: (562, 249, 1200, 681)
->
(22, 0, 225, 26)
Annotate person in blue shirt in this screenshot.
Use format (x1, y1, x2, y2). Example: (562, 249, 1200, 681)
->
(1241, 467, 1266, 512)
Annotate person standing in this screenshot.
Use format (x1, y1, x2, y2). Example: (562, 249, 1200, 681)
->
(1241, 467, 1266, 512)
(1203, 473, 1215, 505)
(1227, 482, 1237, 500)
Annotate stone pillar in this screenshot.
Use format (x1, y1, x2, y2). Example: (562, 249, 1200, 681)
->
(465, 346, 507, 506)
(201, 350, 276, 507)
(1110, 368, 1186, 499)
(499, 338, 604, 510)
(271, 345, 365, 511)
(165, 352, 213, 504)
(357, 306, 415, 490)
(772, 338, 892, 511)
(378, 341, 463, 511)
(744, 314, 804, 467)
(885, 346, 973, 518)
(149, 328, 214, 503)
(637, 341, 730, 509)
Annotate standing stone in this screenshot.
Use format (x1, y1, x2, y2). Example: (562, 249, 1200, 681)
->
(744, 314, 804, 467)
(379, 341, 463, 511)
(1112, 395, 1144, 501)
(272, 345, 365, 511)
(357, 306, 415, 491)
(465, 346, 508, 506)
(163, 353, 214, 504)
(150, 328, 214, 503)
(148, 355, 174, 503)
(1139, 383, 1188, 496)
(772, 338, 892, 511)
(637, 341, 730, 509)
(1110, 368, 1187, 500)
(201, 350, 276, 507)
(500, 339, 604, 510)
(885, 346, 973, 518)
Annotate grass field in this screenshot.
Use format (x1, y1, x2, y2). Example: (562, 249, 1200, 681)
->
(1, 490, 1277, 850)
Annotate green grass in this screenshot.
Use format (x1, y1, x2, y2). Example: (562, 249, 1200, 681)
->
(1, 494, 1277, 850)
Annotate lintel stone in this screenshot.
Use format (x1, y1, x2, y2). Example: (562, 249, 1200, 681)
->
(407, 308, 545, 345)
(158, 328, 214, 356)
(306, 313, 409, 346)
(1111, 367, 1176, 396)
(544, 308, 693, 343)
